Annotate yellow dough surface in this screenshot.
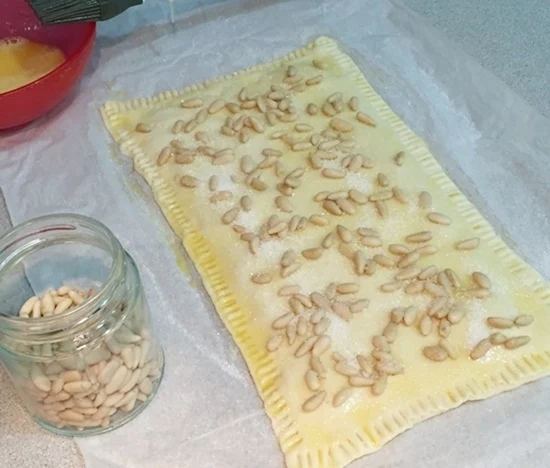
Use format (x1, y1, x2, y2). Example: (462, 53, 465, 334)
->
(101, 37, 550, 467)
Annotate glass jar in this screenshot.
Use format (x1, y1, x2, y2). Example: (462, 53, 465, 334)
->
(0, 214, 164, 435)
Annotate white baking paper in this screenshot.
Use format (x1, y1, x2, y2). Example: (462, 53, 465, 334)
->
(1, 0, 550, 466)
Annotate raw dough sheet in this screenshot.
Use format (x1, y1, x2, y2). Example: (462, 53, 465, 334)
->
(2, 0, 550, 467)
(100, 37, 550, 467)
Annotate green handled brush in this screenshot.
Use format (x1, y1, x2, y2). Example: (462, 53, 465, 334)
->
(27, 0, 143, 24)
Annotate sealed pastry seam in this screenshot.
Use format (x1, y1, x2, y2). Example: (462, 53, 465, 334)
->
(101, 36, 550, 468)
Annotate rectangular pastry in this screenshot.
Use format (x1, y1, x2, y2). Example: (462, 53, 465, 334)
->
(101, 37, 550, 467)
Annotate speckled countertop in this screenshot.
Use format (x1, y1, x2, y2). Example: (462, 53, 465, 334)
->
(404, 0, 550, 117)
(0, 0, 548, 466)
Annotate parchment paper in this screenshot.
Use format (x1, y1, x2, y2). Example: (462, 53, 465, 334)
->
(1, 0, 550, 466)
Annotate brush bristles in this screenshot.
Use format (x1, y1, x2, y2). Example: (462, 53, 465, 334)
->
(28, 0, 143, 24)
(29, 0, 101, 23)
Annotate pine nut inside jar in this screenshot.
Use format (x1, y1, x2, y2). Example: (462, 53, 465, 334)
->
(0, 214, 164, 435)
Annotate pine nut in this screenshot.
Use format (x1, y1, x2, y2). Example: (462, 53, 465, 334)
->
(397, 251, 420, 269)
(406, 231, 432, 243)
(19, 296, 38, 317)
(363, 260, 376, 276)
(221, 207, 239, 224)
(224, 102, 239, 114)
(266, 335, 283, 352)
(515, 315, 534, 327)
(302, 248, 323, 260)
(354, 250, 366, 274)
(292, 141, 313, 151)
(322, 168, 346, 179)
(68, 290, 84, 305)
(332, 387, 353, 407)
(326, 92, 342, 104)
(427, 212, 452, 225)
(332, 302, 352, 321)
(393, 151, 405, 166)
(296, 316, 308, 336)
(360, 236, 382, 248)
(309, 292, 329, 310)
(380, 281, 403, 293)
(505, 336, 531, 350)
(421, 281, 444, 298)
(213, 153, 234, 165)
(403, 306, 417, 326)
(205, 98, 225, 114)
(286, 324, 297, 345)
(373, 254, 395, 268)
(418, 265, 438, 280)
(381, 322, 397, 343)
(272, 313, 294, 330)
(371, 375, 387, 396)
(330, 118, 354, 133)
(325, 283, 337, 300)
(310, 214, 330, 226)
(135, 122, 152, 133)
(294, 293, 313, 309)
(465, 288, 491, 299)
(195, 109, 207, 124)
(418, 191, 432, 209)
(371, 335, 388, 352)
(419, 316, 432, 336)
(304, 370, 321, 392)
(251, 273, 272, 285)
(306, 103, 319, 115)
(323, 200, 342, 216)
(180, 175, 199, 188)
(334, 361, 358, 377)
(372, 200, 387, 218)
(456, 237, 480, 250)
(334, 225, 351, 243)
(31, 365, 51, 392)
(472, 272, 492, 289)
(279, 285, 300, 297)
(356, 112, 376, 127)
(346, 96, 358, 111)
(181, 98, 203, 108)
(395, 267, 422, 281)
(249, 116, 265, 133)
(369, 190, 393, 202)
(423, 345, 448, 362)
(347, 189, 367, 205)
(377, 173, 389, 187)
(337, 198, 356, 214)
(487, 317, 514, 329)
(357, 227, 379, 237)
(470, 339, 492, 360)
(250, 178, 268, 191)
(321, 232, 334, 249)
(302, 391, 326, 412)
(281, 250, 297, 268)
(312, 335, 331, 357)
(336, 283, 359, 294)
(313, 317, 331, 335)
(349, 299, 369, 313)
(376, 360, 404, 375)
(445, 269, 461, 288)
(387, 244, 409, 256)
(390, 307, 405, 324)
(428, 296, 448, 317)
(447, 305, 465, 324)
(295, 336, 318, 357)
(439, 318, 451, 338)
(157, 147, 172, 166)
(489, 332, 507, 345)
(314, 191, 329, 202)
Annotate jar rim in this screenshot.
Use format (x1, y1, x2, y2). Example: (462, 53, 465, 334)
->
(0, 213, 126, 339)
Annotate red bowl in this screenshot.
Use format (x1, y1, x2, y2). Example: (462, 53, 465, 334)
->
(0, 0, 96, 130)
